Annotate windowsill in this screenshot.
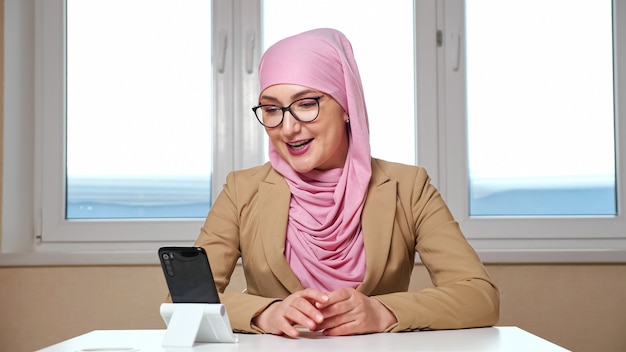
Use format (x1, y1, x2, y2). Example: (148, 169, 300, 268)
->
(0, 248, 625, 267)
(0, 251, 160, 266)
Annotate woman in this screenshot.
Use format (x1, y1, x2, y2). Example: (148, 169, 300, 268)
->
(194, 28, 499, 337)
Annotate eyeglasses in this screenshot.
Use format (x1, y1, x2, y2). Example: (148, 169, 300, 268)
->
(252, 96, 323, 128)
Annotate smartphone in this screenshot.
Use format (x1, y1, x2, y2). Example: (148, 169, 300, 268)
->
(158, 246, 221, 304)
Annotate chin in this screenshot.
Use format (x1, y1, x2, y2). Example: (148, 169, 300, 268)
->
(290, 164, 314, 174)
(284, 159, 314, 173)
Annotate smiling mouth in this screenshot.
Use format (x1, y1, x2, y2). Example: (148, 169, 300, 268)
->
(287, 139, 313, 150)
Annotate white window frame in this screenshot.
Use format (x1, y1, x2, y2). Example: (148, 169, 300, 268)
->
(1, 0, 625, 265)
(32, 0, 262, 251)
(436, 0, 626, 262)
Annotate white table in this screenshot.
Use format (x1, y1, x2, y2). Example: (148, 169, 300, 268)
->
(37, 327, 570, 352)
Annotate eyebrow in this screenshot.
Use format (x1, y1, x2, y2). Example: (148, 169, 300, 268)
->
(259, 89, 321, 104)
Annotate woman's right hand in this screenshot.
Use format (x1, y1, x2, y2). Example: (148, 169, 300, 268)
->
(252, 288, 330, 337)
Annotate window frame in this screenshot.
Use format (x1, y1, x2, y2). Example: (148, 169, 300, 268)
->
(1, 0, 625, 264)
(32, 0, 263, 250)
(437, 0, 626, 262)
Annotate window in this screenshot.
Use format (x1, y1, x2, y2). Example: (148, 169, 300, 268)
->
(66, 0, 213, 220)
(466, 0, 616, 216)
(29, 0, 264, 249)
(2, 0, 625, 262)
(440, 0, 626, 261)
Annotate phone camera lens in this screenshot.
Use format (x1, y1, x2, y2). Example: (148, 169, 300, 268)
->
(162, 253, 170, 260)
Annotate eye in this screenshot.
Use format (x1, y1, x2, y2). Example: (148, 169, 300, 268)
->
(261, 105, 281, 114)
(295, 99, 318, 109)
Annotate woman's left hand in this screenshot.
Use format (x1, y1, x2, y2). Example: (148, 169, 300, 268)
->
(313, 287, 398, 336)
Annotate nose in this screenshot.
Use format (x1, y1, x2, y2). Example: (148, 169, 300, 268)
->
(280, 110, 301, 135)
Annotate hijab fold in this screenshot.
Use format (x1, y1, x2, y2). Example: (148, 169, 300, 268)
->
(258, 28, 372, 292)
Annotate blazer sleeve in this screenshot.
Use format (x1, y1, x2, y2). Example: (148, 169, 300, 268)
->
(194, 169, 278, 333)
(373, 166, 499, 331)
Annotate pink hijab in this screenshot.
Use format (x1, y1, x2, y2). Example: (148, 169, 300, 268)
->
(258, 28, 372, 291)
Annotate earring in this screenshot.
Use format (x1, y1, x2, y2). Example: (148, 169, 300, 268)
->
(346, 118, 350, 123)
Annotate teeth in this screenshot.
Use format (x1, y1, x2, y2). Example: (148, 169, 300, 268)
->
(289, 139, 311, 148)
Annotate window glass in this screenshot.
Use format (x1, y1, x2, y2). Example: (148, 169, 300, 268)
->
(261, 0, 416, 165)
(66, 0, 213, 219)
(466, 0, 616, 215)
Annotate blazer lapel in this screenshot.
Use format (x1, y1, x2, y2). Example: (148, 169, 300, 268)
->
(258, 169, 304, 293)
(358, 160, 397, 294)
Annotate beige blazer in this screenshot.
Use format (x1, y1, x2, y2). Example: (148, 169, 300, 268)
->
(195, 158, 499, 333)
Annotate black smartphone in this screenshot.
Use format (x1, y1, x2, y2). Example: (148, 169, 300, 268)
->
(158, 246, 221, 304)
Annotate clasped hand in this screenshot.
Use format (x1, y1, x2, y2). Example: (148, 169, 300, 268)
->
(252, 287, 397, 337)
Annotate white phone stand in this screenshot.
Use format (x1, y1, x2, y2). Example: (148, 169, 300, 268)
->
(160, 303, 239, 347)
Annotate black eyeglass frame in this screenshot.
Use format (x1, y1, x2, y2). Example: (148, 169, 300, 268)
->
(251, 96, 323, 128)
